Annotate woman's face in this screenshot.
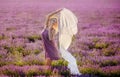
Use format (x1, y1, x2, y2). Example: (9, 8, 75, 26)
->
(49, 18, 58, 31)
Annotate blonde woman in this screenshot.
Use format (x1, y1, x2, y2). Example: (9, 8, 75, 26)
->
(41, 9, 61, 66)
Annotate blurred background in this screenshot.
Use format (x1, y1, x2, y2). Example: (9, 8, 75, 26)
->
(0, 0, 120, 77)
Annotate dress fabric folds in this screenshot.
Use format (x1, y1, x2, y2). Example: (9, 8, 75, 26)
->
(41, 29, 60, 60)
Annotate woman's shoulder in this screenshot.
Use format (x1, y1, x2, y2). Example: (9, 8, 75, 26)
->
(41, 27, 47, 34)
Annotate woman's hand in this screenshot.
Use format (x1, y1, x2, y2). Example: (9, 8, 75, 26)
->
(48, 27, 56, 41)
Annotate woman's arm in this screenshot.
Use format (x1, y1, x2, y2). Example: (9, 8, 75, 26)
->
(48, 27, 56, 40)
(48, 9, 62, 19)
(45, 9, 62, 28)
(47, 9, 62, 40)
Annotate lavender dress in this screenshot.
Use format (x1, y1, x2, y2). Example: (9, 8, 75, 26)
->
(41, 29, 60, 60)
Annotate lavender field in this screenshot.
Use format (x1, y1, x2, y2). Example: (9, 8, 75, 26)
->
(0, 0, 120, 77)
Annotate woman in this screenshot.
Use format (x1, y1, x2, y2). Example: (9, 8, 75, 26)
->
(41, 9, 61, 66)
(41, 8, 81, 75)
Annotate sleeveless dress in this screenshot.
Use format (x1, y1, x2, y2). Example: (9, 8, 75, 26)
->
(41, 29, 60, 60)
